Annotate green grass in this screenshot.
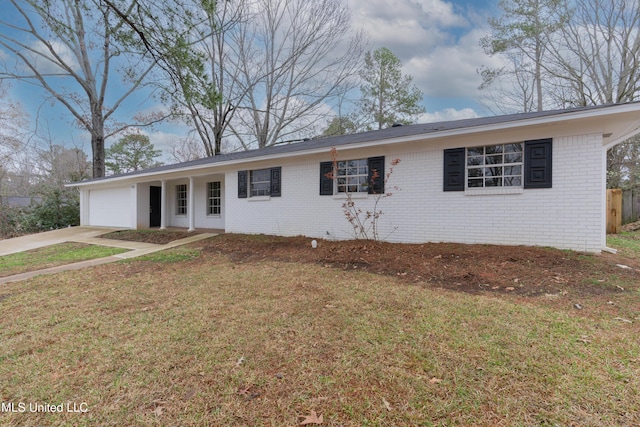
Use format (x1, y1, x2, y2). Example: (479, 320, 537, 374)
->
(0, 238, 639, 426)
(0, 242, 129, 277)
(607, 231, 640, 257)
(129, 247, 201, 263)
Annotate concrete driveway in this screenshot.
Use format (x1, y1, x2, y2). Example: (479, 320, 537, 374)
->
(0, 226, 217, 284)
(0, 226, 128, 256)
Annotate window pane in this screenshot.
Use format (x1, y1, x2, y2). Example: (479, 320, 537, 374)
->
(468, 168, 483, 178)
(465, 142, 524, 189)
(467, 147, 483, 156)
(207, 181, 221, 215)
(485, 177, 501, 187)
(504, 165, 522, 175)
(484, 167, 502, 177)
(485, 154, 503, 165)
(504, 143, 522, 153)
(336, 158, 368, 193)
(505, 153, 522, 163)
(467, 156, 483, 166)
(250, 169, 271, 196)
(504, 176, 522, 186)
(176, 184, 187, 215)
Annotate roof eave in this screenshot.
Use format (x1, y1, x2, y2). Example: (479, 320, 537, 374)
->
(68, 102, 640, 188)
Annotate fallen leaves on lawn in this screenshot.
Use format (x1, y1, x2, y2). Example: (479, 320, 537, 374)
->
(183, 387, 198, 401)
(429, 377, 443, 384)
(237, 385, 260, 401)
(382, 397, 392, 411)
(151, 400, 166, 417)
(299, 410, 323, 425)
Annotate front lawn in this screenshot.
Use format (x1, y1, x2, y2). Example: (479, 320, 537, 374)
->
(0, 234, 638, 426)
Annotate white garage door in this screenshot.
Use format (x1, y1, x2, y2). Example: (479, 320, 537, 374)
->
(88, 187, 132, 227)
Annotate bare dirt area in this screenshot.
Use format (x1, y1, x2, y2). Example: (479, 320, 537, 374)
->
(100, 229, 203, 244)
(196, 234, 640, 299)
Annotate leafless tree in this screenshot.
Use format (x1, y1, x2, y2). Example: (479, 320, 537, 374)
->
(0, 0, 158, 178)
(481, 0, 565, 113)
(546, 0, 640, 106)
(169, 0, 249, 156)
(168, 135, 208, 163)
(228, 0, 365, 149)
(482, 0, 640, 188)
(0, 81, 31, 195)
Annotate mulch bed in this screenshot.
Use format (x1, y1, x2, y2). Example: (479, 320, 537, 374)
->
(194, 234, 640, 299)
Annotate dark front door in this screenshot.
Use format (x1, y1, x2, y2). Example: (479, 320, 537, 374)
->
(150, 186, 161, 227)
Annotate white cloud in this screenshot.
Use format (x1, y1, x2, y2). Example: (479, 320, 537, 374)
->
(419, 107, 479, 123)
(348, 0, 501, 111)
(350, 0, 469, 56)
(26, 40, 81, 75)
(405, 28, 500, 99)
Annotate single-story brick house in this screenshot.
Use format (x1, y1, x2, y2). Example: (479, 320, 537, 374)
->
(69, 102, 640, 252)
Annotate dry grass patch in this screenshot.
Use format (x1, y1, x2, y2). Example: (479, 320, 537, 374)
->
(1, 241, 639, 426)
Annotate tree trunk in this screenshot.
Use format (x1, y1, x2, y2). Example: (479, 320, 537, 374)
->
(92, 133, 105, 178)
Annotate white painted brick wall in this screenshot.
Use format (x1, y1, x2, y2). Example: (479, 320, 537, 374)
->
(227, 133, 604, 252)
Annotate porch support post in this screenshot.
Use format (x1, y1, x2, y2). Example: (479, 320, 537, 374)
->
(160, 180, 167, 230)
(188, 176, 195, 232)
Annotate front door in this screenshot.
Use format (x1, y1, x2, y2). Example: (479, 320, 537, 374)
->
(150, 186, 161, 227)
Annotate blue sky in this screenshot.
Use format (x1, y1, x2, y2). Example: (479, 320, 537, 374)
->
(2, 0, 500, 159)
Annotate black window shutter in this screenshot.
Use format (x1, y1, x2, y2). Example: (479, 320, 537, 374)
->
(238, 170, 248, 198)
(443, 148, 465, 191)
(319, 161, 333, 195)
(524, 139, 552, 189)
(270, 167, 282, 197)
(367, 156, 385, 194)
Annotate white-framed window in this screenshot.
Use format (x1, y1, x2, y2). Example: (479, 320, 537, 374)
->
(250, 169, 271, 197)
(176, 184, 187, 215)
(336, 159, 369, 193)
(207, 181, 221, 215)
(467, 143, 523, 188)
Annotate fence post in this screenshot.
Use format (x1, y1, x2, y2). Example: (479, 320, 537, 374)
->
(607, 189, 622, 234)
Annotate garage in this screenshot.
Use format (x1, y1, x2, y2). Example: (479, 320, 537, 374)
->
(86, 186, 133, 228)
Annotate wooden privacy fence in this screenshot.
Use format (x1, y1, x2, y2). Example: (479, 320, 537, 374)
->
(622, 188, 640, 225)
(607, 188, 640, 234)
(607, 189, 622, 234)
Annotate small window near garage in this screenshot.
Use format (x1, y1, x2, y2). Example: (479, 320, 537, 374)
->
(251, 169, 271, 196)
(238, 167, 281, 198)
(207, 181, 221, 215)
(176, 184, 187, 215)
(319, 157, 385, 195)
(466, 143, 523, 188)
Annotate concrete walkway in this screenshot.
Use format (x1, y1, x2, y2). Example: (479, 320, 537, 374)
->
(0, 227, 217, 285)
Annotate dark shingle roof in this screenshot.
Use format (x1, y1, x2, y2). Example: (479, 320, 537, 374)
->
(76, 103, 630, 184)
